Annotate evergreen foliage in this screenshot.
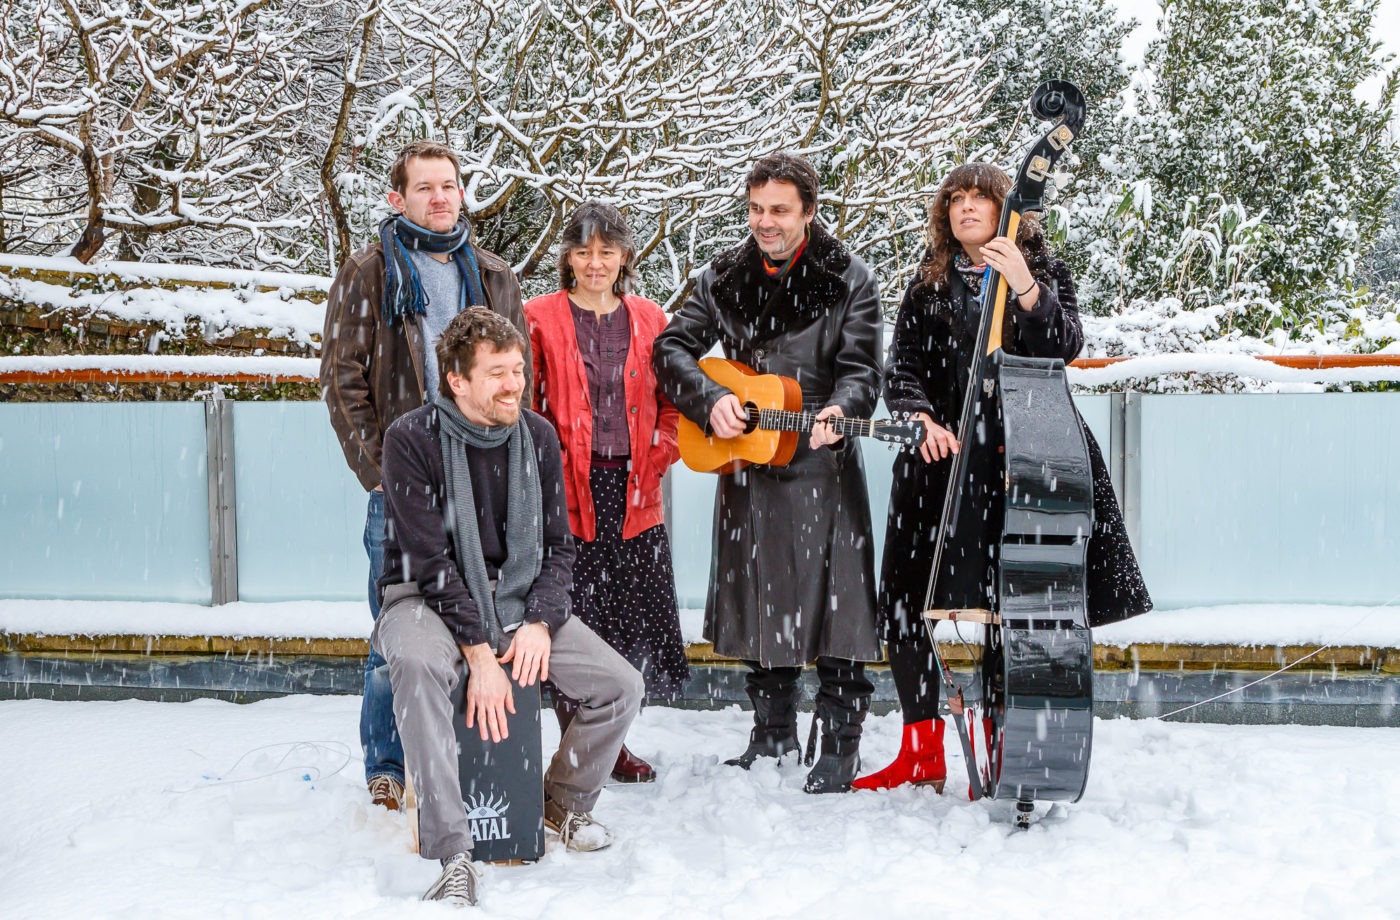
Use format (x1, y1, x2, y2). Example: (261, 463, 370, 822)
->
(1082, 0, 1398, 332)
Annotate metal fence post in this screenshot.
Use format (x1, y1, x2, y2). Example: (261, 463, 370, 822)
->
(204, 385, 239, 604)
(1108, 391, 1126, 506)
(1122, 390, 1143, 553)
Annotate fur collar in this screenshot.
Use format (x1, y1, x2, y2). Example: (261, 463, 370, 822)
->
(710, 221, 853, 342)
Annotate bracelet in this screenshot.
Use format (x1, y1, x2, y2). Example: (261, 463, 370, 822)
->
(1013, 282, 1036, 299)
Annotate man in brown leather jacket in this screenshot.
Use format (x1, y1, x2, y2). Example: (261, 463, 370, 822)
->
(319, 140, 529, 811)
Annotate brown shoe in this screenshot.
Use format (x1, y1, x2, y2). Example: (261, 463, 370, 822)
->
(610, 745, 656, 783)
(543, 797, 613, 852)
(368, 774, 405, 812)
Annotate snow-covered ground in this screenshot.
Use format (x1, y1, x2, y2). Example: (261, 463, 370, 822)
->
(5, 695, 1399, 919)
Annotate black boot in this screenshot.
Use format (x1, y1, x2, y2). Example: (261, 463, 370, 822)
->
(802, 717, 861, 793)
(803, 658, 871, 794)
(726, 720, 801, 768)
(725, 668, 800, 769)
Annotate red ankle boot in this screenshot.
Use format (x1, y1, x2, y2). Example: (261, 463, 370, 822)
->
(611, 744, 656, 783)
(850, 719, 946, 792)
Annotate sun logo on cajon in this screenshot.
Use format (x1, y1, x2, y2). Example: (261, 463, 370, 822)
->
(463, 792, 512, 841)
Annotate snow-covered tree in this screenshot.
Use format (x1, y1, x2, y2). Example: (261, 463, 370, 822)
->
(0, 0, 313, 265)
(1093, 0, 1399, 326)
(316, 0, 990, 307)
(1359, 188, 1400, 296)
(926, 0, 1136, 163)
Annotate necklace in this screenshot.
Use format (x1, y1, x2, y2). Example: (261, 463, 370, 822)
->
(571, 289, 621, 316)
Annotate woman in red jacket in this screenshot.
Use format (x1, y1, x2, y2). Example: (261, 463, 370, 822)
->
(525, 201, 689, 783)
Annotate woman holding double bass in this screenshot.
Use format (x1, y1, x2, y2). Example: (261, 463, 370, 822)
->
(852, 162, 1152, 792)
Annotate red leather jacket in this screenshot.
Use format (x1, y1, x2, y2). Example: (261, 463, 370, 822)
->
(525, 290, 679, 542)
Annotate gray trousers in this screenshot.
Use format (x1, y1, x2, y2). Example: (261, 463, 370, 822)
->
(372, 584, 644, 860)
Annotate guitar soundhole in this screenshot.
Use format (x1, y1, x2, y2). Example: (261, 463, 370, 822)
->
(741, 402, 761, 435)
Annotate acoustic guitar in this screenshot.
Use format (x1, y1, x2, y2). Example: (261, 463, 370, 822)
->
(677, 357, 925, 473)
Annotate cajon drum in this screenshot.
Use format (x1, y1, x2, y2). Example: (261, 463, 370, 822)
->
(450, 667, 545, 863)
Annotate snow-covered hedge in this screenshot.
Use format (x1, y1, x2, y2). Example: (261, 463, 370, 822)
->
(0, 255, 326, 352)
(4, 254, 1399, 394)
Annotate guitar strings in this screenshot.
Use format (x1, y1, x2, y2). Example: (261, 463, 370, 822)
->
(756, 408, 875, 436)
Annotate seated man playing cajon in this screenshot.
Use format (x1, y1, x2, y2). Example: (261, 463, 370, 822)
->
(375, 307, 644, 907)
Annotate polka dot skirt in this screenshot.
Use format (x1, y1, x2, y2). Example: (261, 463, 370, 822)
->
(569, 464, 690, 699)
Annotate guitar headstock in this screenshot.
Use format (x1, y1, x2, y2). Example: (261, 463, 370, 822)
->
(871, 414, 926, 450)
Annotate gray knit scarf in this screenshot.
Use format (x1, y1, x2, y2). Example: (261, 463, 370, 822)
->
(433, 396, 541, 653)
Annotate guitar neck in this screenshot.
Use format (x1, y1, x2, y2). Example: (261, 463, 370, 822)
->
(756, 408, 874, 438)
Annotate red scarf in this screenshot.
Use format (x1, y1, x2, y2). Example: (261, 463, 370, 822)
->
(760, 229, 809, 280)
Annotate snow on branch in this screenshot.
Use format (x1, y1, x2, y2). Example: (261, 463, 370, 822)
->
(316, 0, 990, 305)
(0, 0, 313, 265)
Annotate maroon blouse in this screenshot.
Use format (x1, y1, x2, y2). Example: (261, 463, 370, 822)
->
(569, 298, 631, 460)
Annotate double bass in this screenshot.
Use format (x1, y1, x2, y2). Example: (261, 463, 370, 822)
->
(921, 81, 1094, 827)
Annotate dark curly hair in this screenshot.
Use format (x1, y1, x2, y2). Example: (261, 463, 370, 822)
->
(556, 200, 639, 294)
(920, 162, 1047, 289)
(746, 152, 820, 216)
(435, 307, 527, 397)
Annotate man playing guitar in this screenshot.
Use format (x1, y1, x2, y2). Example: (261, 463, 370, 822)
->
(653, 151, 884, 793)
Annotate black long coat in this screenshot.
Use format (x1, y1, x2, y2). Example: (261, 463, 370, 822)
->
(880, 260, 1151, 640)
(654, 224, 884, 667)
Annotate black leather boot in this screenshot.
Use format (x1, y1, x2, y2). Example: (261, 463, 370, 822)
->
(803, 658, 871, 794)
(725, 722, 801, 768)
(725, 673, 800, 768)
(802, 716, 862, 793)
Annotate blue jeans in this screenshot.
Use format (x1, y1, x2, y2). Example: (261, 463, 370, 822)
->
(362, 490, 405, 784)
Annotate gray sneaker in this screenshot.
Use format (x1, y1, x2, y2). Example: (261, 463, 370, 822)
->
(422, 853, 480, 907)
(543, 797, 613, 852)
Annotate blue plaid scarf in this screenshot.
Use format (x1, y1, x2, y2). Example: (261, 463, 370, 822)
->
(379, 215, 487, 325)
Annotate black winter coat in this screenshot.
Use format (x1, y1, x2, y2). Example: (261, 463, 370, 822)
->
(654, 224, 884, 666)
(880, 260, 1151, 638)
